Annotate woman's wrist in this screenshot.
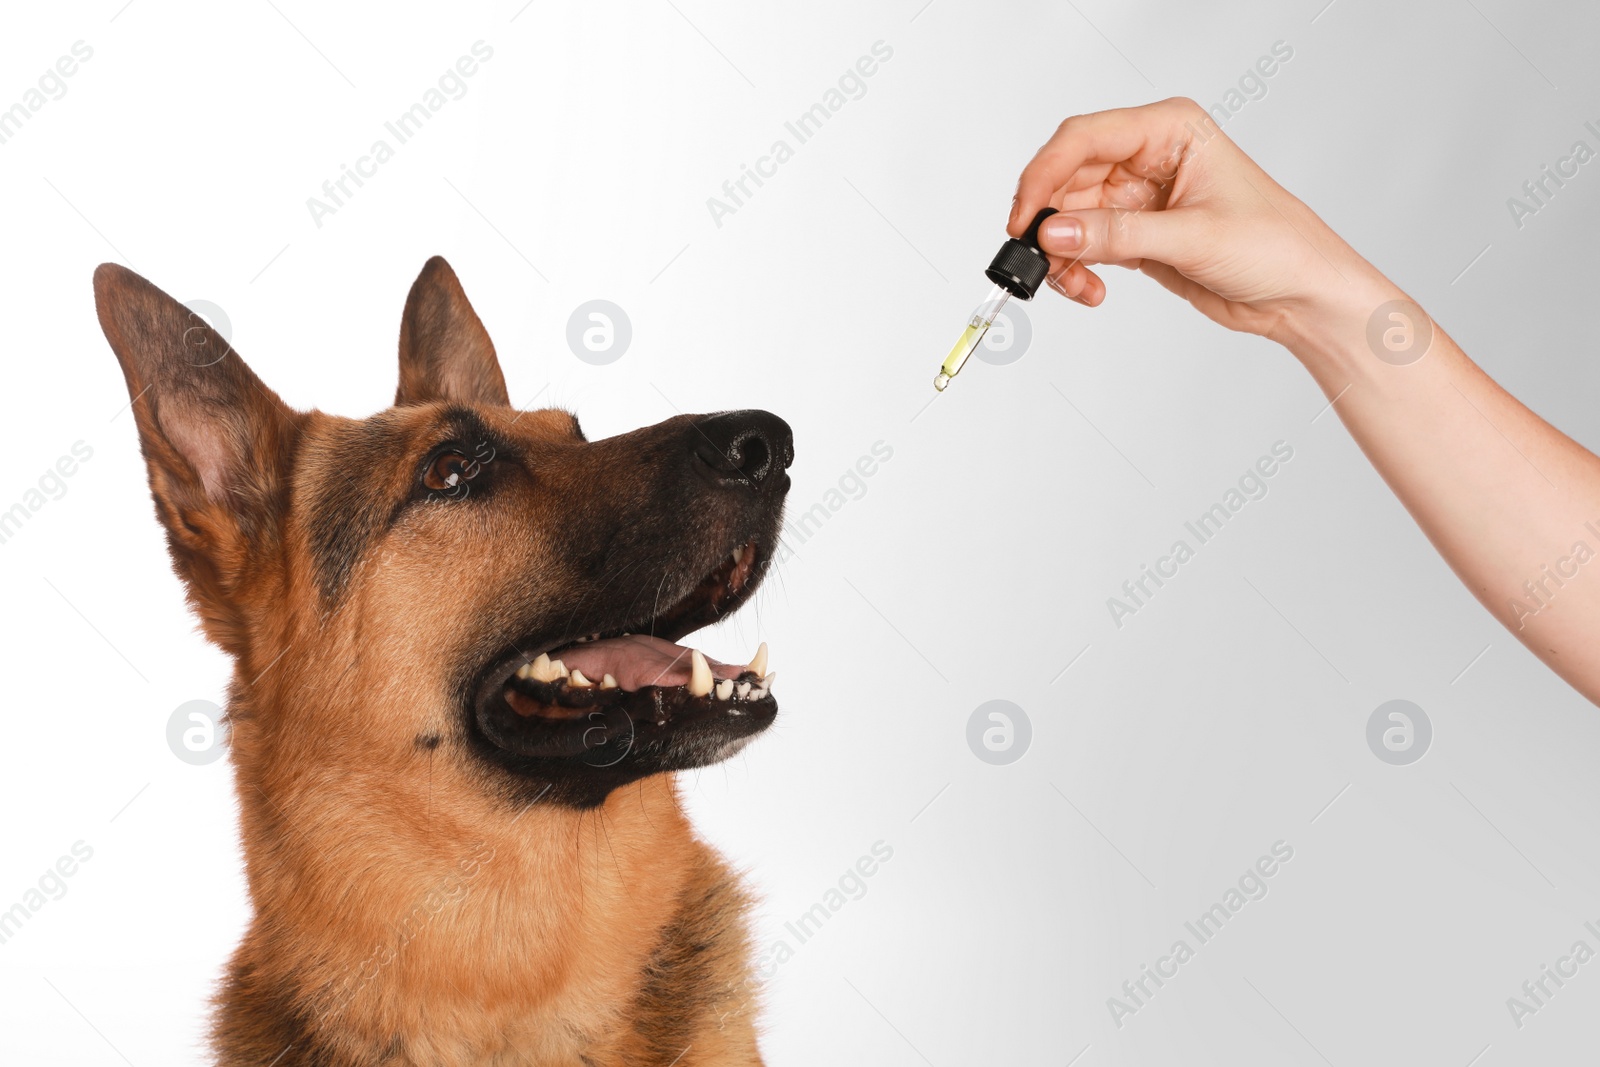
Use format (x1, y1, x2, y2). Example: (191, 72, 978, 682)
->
(1272, 267, 1411, 388)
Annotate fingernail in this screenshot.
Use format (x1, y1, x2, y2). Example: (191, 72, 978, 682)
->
(1008, 196, 1021, 226)
(1040, 216, 1082, 251)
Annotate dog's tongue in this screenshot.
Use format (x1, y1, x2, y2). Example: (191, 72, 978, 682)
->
(554, 634, 746, 692)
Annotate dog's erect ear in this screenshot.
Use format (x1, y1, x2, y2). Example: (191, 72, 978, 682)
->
(395, 256, 509, 407)
(94, 264, 302, 652)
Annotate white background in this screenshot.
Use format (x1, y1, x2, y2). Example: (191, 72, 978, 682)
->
(2, 0, 1599, 1063)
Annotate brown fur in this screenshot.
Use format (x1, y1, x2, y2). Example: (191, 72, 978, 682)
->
(94, 258, 778, 1065)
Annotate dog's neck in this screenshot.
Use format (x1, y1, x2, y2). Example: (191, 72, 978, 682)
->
(216, 685, 758, 1064)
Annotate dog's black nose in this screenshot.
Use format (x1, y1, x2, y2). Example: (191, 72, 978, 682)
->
(691, 410, 793, 489)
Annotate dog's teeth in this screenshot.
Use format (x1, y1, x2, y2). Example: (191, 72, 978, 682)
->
(516, 663, 533, 680)
(530, 653, 557, 682)
(600, 673, 618, 690)
(732, 545, 744, 565)
(569, 669, 594, 688)
(551, 658, 569, 679)
(688, 649, 713, 697)
(716, 678, 733, 700)
(736, 681, 751, 699)
(747, 642, 768, 677)
(762, 671, 776, 693)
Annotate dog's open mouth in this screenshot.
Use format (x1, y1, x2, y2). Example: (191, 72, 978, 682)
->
(472, 537, 778, 778)
(502, 635, 772, 721)
(503, 537, 772, 721)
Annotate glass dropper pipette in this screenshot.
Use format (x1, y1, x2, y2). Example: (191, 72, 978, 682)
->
(932, 207, 1057, 392)
(934, 283, 1012, 391)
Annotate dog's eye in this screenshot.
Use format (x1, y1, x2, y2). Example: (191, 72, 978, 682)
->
(423, 451, 479, 493)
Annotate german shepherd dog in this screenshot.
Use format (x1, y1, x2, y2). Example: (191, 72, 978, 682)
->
(93, 258, 792, 1065)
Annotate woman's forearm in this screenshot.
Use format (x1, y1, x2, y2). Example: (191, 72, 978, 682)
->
(1282, 275, 1600, 703)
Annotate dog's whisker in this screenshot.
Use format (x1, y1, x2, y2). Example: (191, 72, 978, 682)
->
(648, 568, 676, 638)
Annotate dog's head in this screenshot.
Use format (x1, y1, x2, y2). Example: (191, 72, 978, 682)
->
(95, 258, 790, 809)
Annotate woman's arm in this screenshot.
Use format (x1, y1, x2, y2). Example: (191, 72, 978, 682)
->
(1012, 98, 1600, 704)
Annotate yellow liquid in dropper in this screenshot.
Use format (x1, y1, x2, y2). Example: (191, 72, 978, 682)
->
(933, 322, 987, 391)
(933, 285, 1010, 391)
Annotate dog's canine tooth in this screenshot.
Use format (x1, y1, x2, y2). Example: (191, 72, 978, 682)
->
(569, 669, 594, 688)
(688, 649, 714, 697)
(736, 681, 751, 699)
(715, 679, 733, 700)
(746, 642, 768, 677)
(529, 653, 557, 682)
(732, 545, 744, 565)
(600, 673, 618, 690)
(761, 671, 776, 693)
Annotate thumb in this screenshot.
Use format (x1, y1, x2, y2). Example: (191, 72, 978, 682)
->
(1037, 207, 1203, 268)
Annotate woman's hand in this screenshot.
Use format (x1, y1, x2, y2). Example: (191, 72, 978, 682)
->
(1010, 97, 1383, 344)
(1012, 99, 1600, 708)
